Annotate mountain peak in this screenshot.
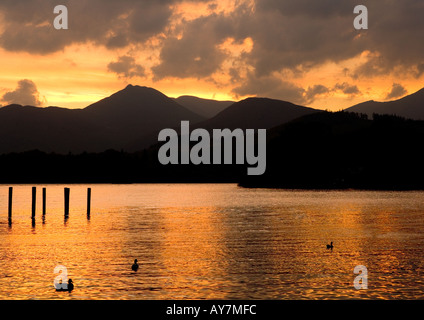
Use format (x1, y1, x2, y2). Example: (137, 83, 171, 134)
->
(198, 95, 318, 130)
(83, 84, 205, 128)
(122, 84, 155, 92)
(115, 84, 170, 100)
(123, 84, 149, 90)
(346, 87, 424, 120)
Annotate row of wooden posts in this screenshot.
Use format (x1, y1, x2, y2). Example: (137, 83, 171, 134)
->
(7, 187, 91, 220)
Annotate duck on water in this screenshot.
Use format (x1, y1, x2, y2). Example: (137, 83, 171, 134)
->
(56, 279, 74, 292)
(132, 259, 139, 272)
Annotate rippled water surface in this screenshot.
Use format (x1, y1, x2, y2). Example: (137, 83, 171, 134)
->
(0, 184, 424, 300)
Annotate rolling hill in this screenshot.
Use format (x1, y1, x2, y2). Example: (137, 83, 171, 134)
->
(0, 87, 323, 154)
(346, 87, 424, 120)
(174, 95, 234, 118)
(0, 85, 205, 153)
(197, 97, 320, 130)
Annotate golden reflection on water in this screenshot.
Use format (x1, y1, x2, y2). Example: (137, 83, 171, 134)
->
(0, 185, 424, 299)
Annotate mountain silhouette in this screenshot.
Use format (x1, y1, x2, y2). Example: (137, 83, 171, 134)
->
(346, 87, 424, 120)
(0, 104, 106, 154)
(84, 85, 205, 150)
(174, 95, 234, 118)
(0, 87, 322, 154)
(0, 85, 204, 154)
(197, 97, 319, 130)
(85, 85, 204, 126)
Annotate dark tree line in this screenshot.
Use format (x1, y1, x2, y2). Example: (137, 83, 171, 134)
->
(2, 111, 424, 190)
(240, 112, 424, 190)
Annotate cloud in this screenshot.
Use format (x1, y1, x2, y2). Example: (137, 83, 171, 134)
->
(0, 1, 423, 76)
(149, 0, 424, 99)
(232, 73, 306, 104)
(0, 0, 423, 102)
(232, 72, 331, 105)
(334, 82, 361, 96)
(238, 0, 365, 76)
(305, 85, 330, 103)
(416, 64, 424, 78)
(0, 0, 177, 54)
(232, 73, 364, 105)
(152, 14, 229, 80)
(1, 0, 423, 76)
(1, 80, 45, 106)
(249, 0, 424, 78)
(257, 0, 358, 18)
(107, 55, 145, 79)
(385, 83, 408, 100)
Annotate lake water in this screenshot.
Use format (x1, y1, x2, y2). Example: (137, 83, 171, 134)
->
(0, 184, 423, 300)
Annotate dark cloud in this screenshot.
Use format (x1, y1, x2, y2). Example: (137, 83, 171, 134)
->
(240, 1, 364, 77)
(305, 85, 330, 103)
(257, 0, 358, 18)
(232, 73, 330, 105)
(1, 79, 44, 106)
(150, 0, 424, 87)
(150, 2, 252, 80)
(248, 0, 424, 78)
(232, 73, 306, 104)
(334, 82, 361, 96)
(152, 14, 229, 79)
(416, 64, 424, 78)
(107, 55, 145, 79)
(0, 0, 178, 54)
(385, 83, 407, 100)
(128, 1, 172, 40)
(233, 75, 363, 105)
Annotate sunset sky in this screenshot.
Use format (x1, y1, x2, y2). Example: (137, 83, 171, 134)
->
(0, 0, 423, 111)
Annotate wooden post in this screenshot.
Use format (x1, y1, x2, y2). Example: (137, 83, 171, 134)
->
(42, 188, 46, 216)
(8, 187, 13, 220)
(31, 187, 36, 219)
(87, 188, 91, 217)
(64, 187, 70, 217)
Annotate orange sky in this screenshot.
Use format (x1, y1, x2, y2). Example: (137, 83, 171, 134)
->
(0, 0, 423, 111)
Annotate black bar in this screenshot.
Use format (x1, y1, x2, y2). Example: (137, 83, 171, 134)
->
(8, 187, 13, 219)
(87, 187, 91, 216)
(31, 187, 36, 218)
(42, 188, 46, 215)
(64, 187, 70, 217)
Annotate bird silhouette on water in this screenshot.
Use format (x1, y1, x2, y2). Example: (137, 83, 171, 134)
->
(132, 259, 139, 272)
(67, 279, 74, 292)
(56, 279, 74, 292)
(326, 242, 334, 250)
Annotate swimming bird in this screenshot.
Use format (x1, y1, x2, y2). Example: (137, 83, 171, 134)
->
(132, 259, 139, 272)
(67, 279, 74, 292)
(55, 279, 74, 292)
(326, 242, 334, 250)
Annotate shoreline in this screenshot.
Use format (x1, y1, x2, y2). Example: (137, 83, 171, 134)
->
(1, 181, 424, 192)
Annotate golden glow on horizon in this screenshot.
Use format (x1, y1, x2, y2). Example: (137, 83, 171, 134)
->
(0, 1, 422, 111)
(1, 41, 422, 110)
